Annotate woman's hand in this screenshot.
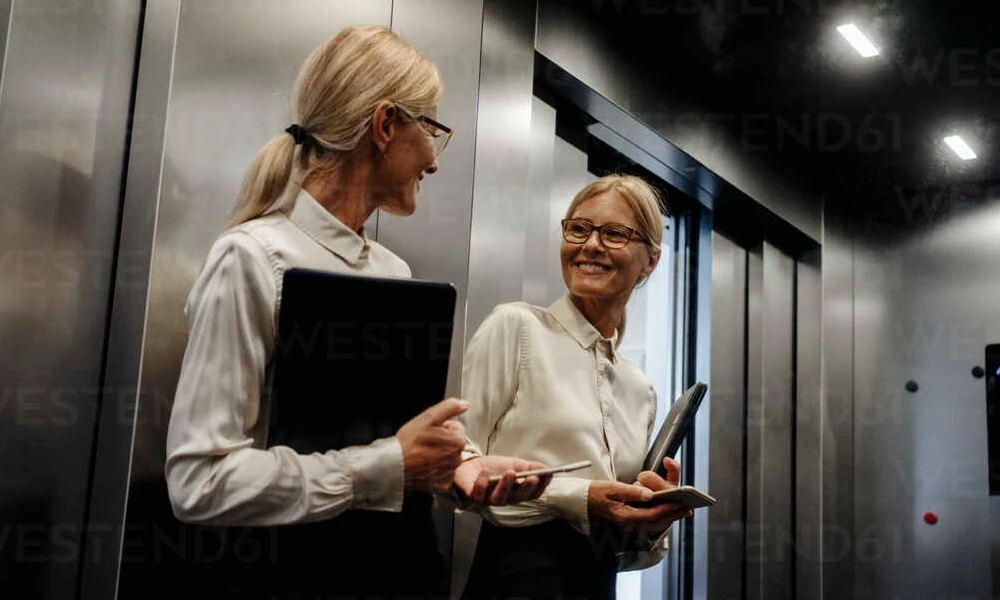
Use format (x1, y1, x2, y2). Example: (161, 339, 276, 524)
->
(453, 456, 553, 506)
(395, 398, 468, 493)
(587, 458, 692, 532)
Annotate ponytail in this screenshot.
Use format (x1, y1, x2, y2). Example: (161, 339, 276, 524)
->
(225, 133, 297, 229)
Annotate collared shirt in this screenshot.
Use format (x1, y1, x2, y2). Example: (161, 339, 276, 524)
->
(165, 187, 411, 526)
(461, 295, 669, 569)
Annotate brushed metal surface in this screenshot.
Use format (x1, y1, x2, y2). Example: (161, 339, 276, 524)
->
(379, 0, 484, 400)
(0, 0, 140, 598)
(464, 0, 536, 337)
(760, 242, 795, 600)
(821, 200, 856, 600)
(795, 251, 823, 600)
(744, 244, 764, 600)
(522, 96, 557, 306)
(707, 231, 747, 600)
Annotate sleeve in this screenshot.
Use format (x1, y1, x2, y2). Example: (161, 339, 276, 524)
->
(164, 232, 405, 526)
(460, 304, 524, 458)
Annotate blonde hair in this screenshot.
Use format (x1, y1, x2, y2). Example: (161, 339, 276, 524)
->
(226, 25, 443, 228)
(564, 174, 668, 343)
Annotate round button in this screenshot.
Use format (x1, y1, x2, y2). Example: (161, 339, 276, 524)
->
(923, 512, 938, 525)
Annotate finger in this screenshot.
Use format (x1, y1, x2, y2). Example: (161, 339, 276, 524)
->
(441, 419, 467, 438)
(506, 475, 541, 503)
(662, 457, 682, 486)
(607, 482, 654, 503)
(417, 398, 470, 427)
(636, 470, 669, 491)
(488, 471, 518, 505)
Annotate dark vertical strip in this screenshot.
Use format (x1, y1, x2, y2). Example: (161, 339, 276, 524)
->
(76, 3, 147, 599)
(741, 247, 750, 600)
(681, 207, 701, 600)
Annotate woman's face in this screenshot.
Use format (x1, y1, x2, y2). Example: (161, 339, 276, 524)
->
(560, 191, 659, 304)
(373, 106, 440, 216)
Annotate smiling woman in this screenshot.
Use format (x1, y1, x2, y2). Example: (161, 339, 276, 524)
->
(461, 174, 690, 600)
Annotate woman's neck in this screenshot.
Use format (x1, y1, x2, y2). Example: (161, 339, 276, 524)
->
(569, 294, 628, 339)
(303, 156, 378, 234)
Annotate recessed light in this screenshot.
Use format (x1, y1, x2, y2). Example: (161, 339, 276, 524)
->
(837, 24, 879, 58)
(944, 135, 978, 160)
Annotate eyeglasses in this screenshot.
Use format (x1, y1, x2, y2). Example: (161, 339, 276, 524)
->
(397, 106, 453, 157)
(561, 218, 647, 249)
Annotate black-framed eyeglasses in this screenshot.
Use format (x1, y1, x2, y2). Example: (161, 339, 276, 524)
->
(561, 218, 647, 249)
(397, 106, 453, 157)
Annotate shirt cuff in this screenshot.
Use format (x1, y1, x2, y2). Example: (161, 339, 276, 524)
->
(343, 436, 405, 512)
(540, 477, 592, 534)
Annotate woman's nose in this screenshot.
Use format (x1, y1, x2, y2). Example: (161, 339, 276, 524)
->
(425, 160, 439, 175)
(582, 229, 604, 250)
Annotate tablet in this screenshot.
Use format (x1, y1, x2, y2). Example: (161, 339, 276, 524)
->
(642, 382, 708, 476)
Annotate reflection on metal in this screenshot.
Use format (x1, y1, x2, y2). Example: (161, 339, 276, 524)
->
(707, 232, 747, 600)
(0, 0, 140, 598)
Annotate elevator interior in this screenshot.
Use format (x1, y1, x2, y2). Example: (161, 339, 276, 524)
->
(2, 1, 1000, 599)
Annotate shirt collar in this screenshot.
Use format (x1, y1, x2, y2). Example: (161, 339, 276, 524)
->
(283, 187, 371, 266)
(548, 294, 620, 362)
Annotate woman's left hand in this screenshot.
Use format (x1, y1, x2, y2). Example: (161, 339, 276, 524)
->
(624, 457, 693, 533)
(453, 455, 553, 506)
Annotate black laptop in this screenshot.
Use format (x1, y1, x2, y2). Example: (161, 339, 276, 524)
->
(267, 267, 457, 453)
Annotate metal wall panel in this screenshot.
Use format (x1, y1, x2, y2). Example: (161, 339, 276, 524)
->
(378, 0, 484, 399)
(795, 252, 823, 600)
(759, 243, 795, 599)
(464, 0, 537, 336)
(821, 200, 855, 600)
(0, 1, 140, 597)
(522, 96, 557, 306)
(744, 245, 764, 600)
(852, 204, 1000, 599)
(707, 232, 747, 600)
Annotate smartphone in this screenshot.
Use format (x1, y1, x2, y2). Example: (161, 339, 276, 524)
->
(629, 485, 716, 509)
(487, 460, 592, 483)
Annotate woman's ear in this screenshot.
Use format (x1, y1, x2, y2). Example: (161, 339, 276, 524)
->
(370, 102, 396, 152)
(641, 246, 661, 280)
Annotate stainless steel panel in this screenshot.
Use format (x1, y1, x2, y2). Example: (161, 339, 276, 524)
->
(795, 252, 822, 600)
(522, 96, 557, 306)
(744, 245, 764, 600)
(0, 0, 140, 598)
(707, 232, 747, 600)
(534, 0, 821, 243)
(853, 203, 1000, 599)
(379, 0, 484, 399)
(80, 1, 180, 597)
(464, 0, 536, 337)
(821, 202, 855, 600)
(760, 242, 794, 599)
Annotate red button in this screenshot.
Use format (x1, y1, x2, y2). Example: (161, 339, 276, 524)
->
(923, 512, 938, 525)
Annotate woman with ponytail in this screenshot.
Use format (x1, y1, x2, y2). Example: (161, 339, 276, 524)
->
(164, 26, 548, 598)
(461, 175, 692, 599)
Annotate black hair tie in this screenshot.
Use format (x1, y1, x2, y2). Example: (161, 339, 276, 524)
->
(284, 124, 307, 145)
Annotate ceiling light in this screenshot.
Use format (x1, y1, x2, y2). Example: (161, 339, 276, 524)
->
(944, 135, 978, 160)
(837, 24, 879, 57)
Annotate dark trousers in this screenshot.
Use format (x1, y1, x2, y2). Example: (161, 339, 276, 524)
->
(463, 520, 619, 600)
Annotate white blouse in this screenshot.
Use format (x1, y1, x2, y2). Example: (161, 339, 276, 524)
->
(461, 296, 669, 569)
(165, 187, 412, 526)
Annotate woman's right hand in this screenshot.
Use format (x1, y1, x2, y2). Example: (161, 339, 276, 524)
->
(395, 398, 469, 493)
(586, 481, 657, 529)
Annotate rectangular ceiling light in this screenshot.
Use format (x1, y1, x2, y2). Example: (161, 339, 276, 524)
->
(944, 135, 978, 160)
(837, 24, 879, 57)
